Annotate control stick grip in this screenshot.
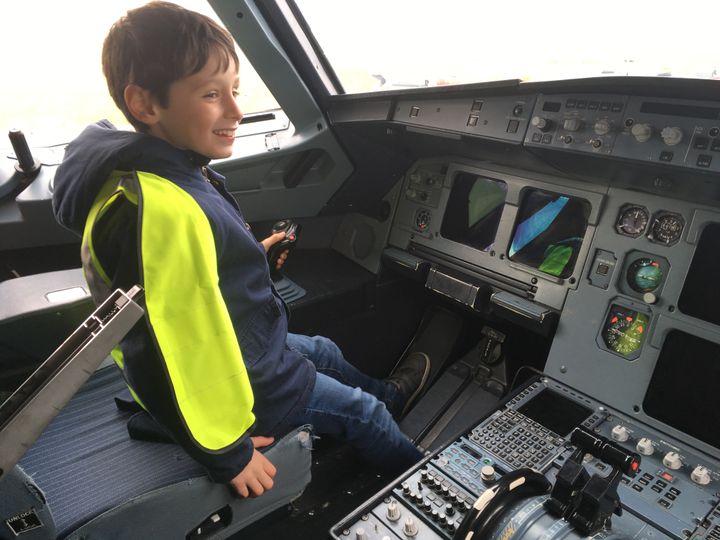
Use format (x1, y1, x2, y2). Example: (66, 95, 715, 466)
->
(8, 129, 41, 175)
(267, 219, 301, 279)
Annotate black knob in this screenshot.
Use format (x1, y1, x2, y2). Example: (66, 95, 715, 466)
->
(8, 129, 41, 176)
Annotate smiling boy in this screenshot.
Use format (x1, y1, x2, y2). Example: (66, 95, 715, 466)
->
(52, 1, 429, 498)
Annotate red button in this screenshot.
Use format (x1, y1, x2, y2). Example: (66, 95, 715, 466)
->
(289, 235, 295, 241)
(661, 472, 674, 482)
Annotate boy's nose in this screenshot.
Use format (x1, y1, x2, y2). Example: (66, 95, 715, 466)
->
(226, 96, 243, 123)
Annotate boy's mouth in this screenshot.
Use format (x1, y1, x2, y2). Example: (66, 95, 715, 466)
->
(213, 129, 236, 138)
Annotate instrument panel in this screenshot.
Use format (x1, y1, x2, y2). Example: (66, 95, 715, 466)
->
(333, 377, 720, 540)
(387, 150, 720, 461)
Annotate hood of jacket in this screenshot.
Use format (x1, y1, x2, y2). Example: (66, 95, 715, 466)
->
(52, 120, 211, 236)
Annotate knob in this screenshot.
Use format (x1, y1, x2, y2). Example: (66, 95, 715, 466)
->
(386, 499, 401, 521)
(481, 465, 496, 483)
(691, 465, 712, 485)
(8, 129, 41, 175)
(661, 126, 684, 146)
(643, 292, 657, 305)
(445, 503, 455, 516)
(631, 123, 653, 142)
(563, 118, 583, 132)
(663, 451, 683, 470)
(355, 527, 367, 540)
(594, 119, 611, 136)
(611, 425, 630, 442)
(403, 517, 419, 537)
(636, 437, 655, 456)
(531, 116, 552, 132)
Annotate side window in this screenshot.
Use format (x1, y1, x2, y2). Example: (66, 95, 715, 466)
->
(1, 1, 279, 144)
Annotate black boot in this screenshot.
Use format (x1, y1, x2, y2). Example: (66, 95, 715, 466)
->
(385, 351, 431, 418)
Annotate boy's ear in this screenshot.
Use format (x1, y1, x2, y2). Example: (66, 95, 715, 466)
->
(124, 84, 160, 126)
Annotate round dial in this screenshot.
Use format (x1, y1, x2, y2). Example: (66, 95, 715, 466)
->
(616, 205, 649, 237)
(649, 212, 684, 246)
(414, 209, 431, 232)
(602, 305, 650, 356)
(627, 258, 663, 293)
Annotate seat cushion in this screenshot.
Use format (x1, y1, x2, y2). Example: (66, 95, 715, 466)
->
(19, 366, 205, 536)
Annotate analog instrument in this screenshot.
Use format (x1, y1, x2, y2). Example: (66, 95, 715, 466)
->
(602, 305, 650, 356)
(627, 257, 663, 293)
(648, 212, 684, 246)
(616, 205, 649, 237)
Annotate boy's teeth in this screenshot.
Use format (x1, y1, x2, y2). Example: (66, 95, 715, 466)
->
(214, 129, 234, 136)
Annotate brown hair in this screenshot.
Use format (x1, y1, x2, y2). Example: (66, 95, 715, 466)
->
(102, 1, 239, 131)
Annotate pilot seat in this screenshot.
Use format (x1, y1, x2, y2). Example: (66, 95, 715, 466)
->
(0, 269, 313, 539)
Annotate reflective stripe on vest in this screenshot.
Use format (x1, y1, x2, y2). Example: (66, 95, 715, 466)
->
(82, 170, 255, 451)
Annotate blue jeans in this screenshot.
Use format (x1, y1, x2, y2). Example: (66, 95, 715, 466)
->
(282, 333, 422, 473)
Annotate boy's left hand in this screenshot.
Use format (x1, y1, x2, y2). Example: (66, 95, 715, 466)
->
(261, 231, 289, 270)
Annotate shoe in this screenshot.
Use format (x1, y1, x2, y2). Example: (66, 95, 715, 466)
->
(385, 351, 431, 418)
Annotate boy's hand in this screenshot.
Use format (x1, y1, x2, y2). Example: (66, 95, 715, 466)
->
(261, 232, 289, 270)
(229, 436, 277, 498)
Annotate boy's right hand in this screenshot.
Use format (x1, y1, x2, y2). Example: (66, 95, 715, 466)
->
(229, 436, 277, 498)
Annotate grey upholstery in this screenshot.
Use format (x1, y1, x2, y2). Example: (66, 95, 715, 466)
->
(17, 366, 312, 539)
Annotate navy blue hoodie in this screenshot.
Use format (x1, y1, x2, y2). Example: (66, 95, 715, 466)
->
(52, 121, 316, 481)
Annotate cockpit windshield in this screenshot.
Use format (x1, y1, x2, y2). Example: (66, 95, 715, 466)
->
(294, 0, 720, 94)
(1, 1, 278, 145)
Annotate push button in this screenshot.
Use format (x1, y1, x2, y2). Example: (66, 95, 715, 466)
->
(694, 136, 709, 150)
(697, 154, 712, 168)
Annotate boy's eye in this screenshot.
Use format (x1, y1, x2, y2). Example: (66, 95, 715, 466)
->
(204, 91, 219, 99)
(232, 89, 240, 98)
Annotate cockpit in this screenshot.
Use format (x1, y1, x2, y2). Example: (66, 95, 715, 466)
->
(2, 1, 720, 539)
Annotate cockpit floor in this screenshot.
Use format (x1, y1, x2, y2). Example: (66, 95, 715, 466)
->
(236, 437, 393, 539)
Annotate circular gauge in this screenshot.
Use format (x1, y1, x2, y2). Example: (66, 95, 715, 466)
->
(648, 212, 684, 246)
(616, 205, 649, 237)
(627, 258, 663, 293)
(415, 209, 431, 232)
(602, 305, 650, 356)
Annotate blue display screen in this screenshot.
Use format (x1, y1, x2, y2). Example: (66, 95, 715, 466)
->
(508, 189, 590, 278)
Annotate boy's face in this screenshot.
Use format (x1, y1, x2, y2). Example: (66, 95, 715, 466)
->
(148, 52, 242, 159)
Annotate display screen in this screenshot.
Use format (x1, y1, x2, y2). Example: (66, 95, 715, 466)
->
(440, 172, 507, 252)
(517, 389, 593, 436)
(643, 331, 720, 449)
(508, 189, 591, 278)
(679, 223, 720, 326)
(601, 304, 650, 357)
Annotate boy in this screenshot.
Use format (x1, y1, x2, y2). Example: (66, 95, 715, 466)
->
(52, 1, 430, 497)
